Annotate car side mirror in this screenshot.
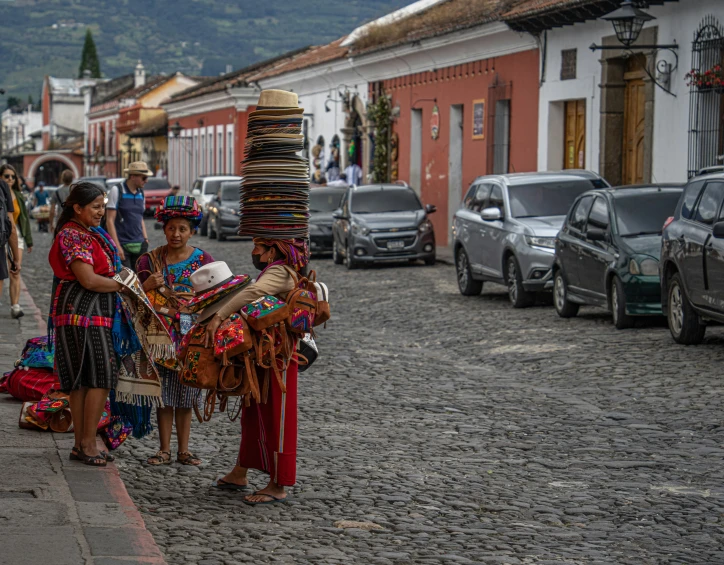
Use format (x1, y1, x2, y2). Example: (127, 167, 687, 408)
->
(425, 204, 437, 214)
(191, 188, 201, 197)
(713, 221, 724, 239)
(332, 208, 345, 220)
(586, 227, 607, 242)
(481, 207, 502, 221)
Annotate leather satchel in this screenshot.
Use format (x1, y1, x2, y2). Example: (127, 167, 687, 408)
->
(178, 324, 221, 390)
(241, 295, 289, 332)
(213, 314, 253, 365)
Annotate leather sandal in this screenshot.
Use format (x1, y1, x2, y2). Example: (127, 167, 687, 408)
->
(177, 451, 202, 466)
(147, 450, 172, 466)
(70, 446, 83, 461)
(82, 452, 107, 467)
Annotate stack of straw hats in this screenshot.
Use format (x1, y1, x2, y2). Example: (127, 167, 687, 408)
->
(238, 90, 309, 239)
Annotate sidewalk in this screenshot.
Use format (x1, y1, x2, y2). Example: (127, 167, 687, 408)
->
(436, 244, 454, 265)
(0, 281, 166, 565)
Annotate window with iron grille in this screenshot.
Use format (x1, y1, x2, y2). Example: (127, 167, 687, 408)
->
(688, 15, 724, 177)
(486, 80, 513, 175)
(561, 49, 577, 81)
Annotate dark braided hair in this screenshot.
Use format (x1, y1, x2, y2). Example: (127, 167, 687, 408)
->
(53, 181, 105, 237)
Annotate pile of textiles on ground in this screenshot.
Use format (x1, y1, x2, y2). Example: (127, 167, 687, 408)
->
(0, 336, 59, 401)
(2, 336, 134, 450)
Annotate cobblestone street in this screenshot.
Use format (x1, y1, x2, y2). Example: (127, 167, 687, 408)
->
(20, 220, 724, 565)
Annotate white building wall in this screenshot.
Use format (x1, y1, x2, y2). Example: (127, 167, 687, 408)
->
(1, 108, 42, 151)
(538, 0, 724, 183)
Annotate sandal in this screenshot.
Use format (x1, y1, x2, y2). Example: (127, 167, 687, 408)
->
(70, 446, 82, 461)
(82, 452, 107, 467)
(177, 451, 202, 466)
(147, 450, 172, 466)
(242, 491, 288, 506)
(212, 478, 249, 491)
(99, 450, 115, 462)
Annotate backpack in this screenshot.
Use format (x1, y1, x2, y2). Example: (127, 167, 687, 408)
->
(283, 266, 320, 334)
(0, 181, 11, 248)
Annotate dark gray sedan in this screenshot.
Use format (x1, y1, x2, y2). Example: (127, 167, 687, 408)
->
(331, 184, 437, 269)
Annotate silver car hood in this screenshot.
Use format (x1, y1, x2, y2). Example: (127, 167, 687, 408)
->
(514, 215, 566, 237)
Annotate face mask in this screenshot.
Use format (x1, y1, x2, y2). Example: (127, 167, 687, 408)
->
(252, 254, 267, 271)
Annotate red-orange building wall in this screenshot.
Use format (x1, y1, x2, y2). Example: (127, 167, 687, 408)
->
(381, 49, 539, 244)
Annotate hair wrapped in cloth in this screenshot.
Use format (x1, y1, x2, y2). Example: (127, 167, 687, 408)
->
(155, 195, 203, 229)
(253, 238, 309, 271)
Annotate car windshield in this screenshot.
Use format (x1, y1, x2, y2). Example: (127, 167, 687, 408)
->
(220, 182, 238, 202)
(615, 191, 682, 236)
(204, 180, 224, 195)
(509, 180, 599, 218)
(310, 189, 344, 212)
(351, 189, 422, 214)
(145, 178, 170, 190)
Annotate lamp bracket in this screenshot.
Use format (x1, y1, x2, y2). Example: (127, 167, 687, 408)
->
(590, 42, 679, 96)
(411, 97, 437, 109)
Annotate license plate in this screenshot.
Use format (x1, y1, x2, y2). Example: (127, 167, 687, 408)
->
(387, 240, 405, 250)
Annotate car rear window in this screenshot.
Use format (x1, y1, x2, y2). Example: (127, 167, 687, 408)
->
(509, 180, 597, 218)
(351, 189, 422, 213)
(310, 189, 345, 212)
(616, 191, 682, 236)
(145, 178, 170, 190)
(204, 180, 223, 195)
(679, 179, 705, 219)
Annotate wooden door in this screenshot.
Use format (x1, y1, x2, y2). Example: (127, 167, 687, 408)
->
(564, 100, 586, 169)
(623, 57, 647, 184)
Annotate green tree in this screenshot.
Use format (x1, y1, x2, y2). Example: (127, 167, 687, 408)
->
(6, 96, 20, 110)
(78, 29, 101, 78)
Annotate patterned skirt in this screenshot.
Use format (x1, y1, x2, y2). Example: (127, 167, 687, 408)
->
(54, 281, 118, 392)
(160, 366, 200, 409)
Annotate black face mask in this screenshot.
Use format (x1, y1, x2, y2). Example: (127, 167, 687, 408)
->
(252, 254, 267, 271)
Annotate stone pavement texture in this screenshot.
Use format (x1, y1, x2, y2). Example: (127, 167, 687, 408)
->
(11, 220, 724, 564)
(0, 235, 166, 565)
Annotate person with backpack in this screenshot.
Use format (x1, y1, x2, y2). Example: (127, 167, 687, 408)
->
(134, 195, 214, 467)
(0, 175, 21, 306)
(0, 165, 33, 319)
(106, 161, 151, 270)
(49, 170, 74, 230)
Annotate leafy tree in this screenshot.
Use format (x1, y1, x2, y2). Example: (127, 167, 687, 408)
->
(6, 96, 20, 110)
(367, 89, 392, 183)
(78, 29, 101, 78)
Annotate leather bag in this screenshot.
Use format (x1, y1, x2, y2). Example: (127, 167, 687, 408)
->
(178, 324, 221, 390)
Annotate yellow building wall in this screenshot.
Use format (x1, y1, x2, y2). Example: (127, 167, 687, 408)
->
(139, 75, 199, 108)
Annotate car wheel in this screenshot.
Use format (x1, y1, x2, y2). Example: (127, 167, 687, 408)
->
(208, 215, 217, 239)
(344, 242, 358, 270)
(611, 276, 634, 329)
(332, 240, 343, 265)
(200, 215, 208, 237)
(506, 256, 534, 308)
(455, 248, 482, 296)
(667, 272, 706, 344)
(553, 269, 579, 318)
(217, 218, 227, 241)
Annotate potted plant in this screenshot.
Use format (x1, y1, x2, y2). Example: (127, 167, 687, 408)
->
(685, 64, 724, 94)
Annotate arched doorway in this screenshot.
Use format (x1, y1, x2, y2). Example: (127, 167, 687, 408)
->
(34, 160, 68, 186)
(26, 152, 80, 187)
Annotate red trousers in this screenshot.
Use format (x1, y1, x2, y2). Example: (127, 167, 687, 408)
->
(237, 361, 298, 486)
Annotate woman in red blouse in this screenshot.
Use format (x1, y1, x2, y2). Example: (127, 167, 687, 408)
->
(49, 182, 124, 467)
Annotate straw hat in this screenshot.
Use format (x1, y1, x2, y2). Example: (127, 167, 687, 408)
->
(256, 89, 299, 109)
(124, 161, 154, 177)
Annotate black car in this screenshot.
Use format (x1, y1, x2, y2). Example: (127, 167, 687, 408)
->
(309, 186, 346, 255)
(553, 185, 683, 328)
(660, 172, 724, 344)
(331, 184, 436, 269)
(207, 181, 240, 241)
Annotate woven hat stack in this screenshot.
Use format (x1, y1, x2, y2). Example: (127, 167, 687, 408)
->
(238, 89, 309, 239)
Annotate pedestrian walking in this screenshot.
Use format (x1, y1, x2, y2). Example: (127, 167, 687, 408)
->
(135, 195, 213, 466)
(49, 181, 125, 467)
(33, 182, 49, 207)
(205, 238, 307, 504)
(0, 174, 21, 307)
(49, 169, 74, 230)
(0, 165, 33, 319)
(106, 161, 151, 270)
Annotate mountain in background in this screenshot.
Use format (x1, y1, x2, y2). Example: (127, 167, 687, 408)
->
(0, 0, 415, 100)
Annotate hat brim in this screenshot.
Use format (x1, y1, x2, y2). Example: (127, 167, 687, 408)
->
(194, 284, 250, 324)
(124, 169, 155, 177)
(184, 274, 251, 312)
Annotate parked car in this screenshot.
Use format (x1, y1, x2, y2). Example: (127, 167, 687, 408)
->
(143, 177, 172, 215)
(78, 176, 108, 191)
(553, 184, 683, 328)
(190, 175, 241, 236)
(331, 184, 437, 269)
(452, 170, 609, 307)
(660, 172, 724, 344)
(207, 181, 240, 241)
(106, 177, 124, 191)
(309, 186, 347, 255)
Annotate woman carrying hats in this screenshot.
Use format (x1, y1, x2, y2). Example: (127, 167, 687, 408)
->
(204, 237, 308, 505)
(49, 181, 126, 466)
(136, 195, 214, 466)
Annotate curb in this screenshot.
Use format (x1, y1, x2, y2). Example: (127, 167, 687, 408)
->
(16, 278, 167, 564)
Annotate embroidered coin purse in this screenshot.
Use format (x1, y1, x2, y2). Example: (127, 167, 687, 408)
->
(214, 313, 253, 363)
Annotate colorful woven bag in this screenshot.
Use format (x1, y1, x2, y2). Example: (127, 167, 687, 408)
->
(241, 295, 289, 332)
(282, 266, 319, 334)
(17, 336, 55, 370)
(178, 324, 221, 390)
(214, 313, 253, 365)
(100, 416, 133, 450)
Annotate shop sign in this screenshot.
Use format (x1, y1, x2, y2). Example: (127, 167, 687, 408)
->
(430, 104, 440, 140)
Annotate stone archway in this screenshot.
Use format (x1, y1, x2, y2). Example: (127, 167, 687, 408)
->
(27, 152, 80, 183)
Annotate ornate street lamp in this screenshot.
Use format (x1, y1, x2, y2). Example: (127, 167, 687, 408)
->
(602, 0, 655, 47)
(170, 121, 183, 138)
(590, 1, 678, 96)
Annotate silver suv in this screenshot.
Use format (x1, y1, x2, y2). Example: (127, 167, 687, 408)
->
(190, 175, 242, 236)
(452, 171, 608, 307)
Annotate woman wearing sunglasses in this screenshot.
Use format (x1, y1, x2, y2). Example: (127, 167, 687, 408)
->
(0, 164, 32, 319)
